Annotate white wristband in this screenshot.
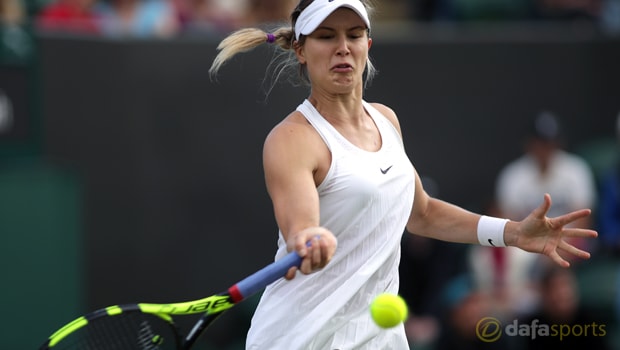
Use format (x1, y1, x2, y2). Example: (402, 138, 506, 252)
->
(477, 216, 508, 247)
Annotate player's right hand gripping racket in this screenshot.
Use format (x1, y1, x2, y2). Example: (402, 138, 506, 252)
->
(39, 250, 303, 349)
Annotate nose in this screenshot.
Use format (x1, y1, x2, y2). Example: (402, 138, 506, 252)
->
(336, 35, 350, 56)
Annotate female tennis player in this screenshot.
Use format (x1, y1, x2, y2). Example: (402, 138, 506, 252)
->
(209, 0, 597, 349)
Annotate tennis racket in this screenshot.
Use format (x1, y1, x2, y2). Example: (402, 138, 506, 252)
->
(39, 250, 303, 349)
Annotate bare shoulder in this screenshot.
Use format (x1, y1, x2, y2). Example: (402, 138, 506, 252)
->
(263, 110, 331, 186)
(263, 110, 328, 169)
(368, 102, 402, 136)
(264, 110, 321, 149)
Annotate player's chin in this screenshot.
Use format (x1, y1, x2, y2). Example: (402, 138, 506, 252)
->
(330, 75, 356, 88)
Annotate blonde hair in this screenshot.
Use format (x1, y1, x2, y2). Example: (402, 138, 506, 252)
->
(209, 0, 377, 91)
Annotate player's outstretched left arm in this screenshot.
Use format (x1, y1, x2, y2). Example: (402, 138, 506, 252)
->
(406, 170, 597, 268)
(504, 193, 597, 267)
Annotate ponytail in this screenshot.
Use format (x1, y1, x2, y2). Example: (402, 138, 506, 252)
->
(209, 26, 295, 79)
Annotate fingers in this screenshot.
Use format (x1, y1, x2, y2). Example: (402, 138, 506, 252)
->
(535, 193, 593, 229)
(551, 209, 592, 228)
(544, 235, 593, 269)
(285, 266, 298, 280)
(288, 227, 337, 276)
(518, 195, 597, 267)
(548, 249, 571, 268)
(561, 227, 598, 239)
(299, 236, 321, 273)
(301, 234, 335, 274)
(532, 193, 553, 219)
(558, 239, 591, 260)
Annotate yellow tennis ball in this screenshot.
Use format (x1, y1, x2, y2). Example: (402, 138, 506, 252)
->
(370, 293, 408, 328)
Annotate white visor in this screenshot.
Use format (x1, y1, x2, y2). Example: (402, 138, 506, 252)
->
(294, 0, 370, 41)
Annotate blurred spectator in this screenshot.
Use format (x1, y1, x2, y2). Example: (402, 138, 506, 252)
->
(434, 274, 516, 350)
(493, 107, 596, 317)
(174, 0, 244, 36)
(496, 111, 597, 243)
(1, 0, 32, 63)
(36, 0, 102, 34)
(600, 0, 620, 34)
(519, 266, 610, 349)
(469, 245, 542, 318)
(95, 0, 179, 38)
(1, 0, 25, 25)
(597, 113, 620, 255)
(470, 111, 598, 324)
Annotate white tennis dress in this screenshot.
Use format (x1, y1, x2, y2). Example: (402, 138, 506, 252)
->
(246, 99, 415, 350)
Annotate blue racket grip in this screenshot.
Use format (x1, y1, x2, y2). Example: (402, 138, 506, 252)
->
(233, 249, 303, 300)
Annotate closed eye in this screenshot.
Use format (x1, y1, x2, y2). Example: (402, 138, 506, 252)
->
(314, 34, 365, 41)
(311, 27, 368, 40)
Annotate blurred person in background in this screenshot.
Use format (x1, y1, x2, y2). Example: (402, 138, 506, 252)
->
(600, 0, 620, 34)
(36, 0, 102, 34)
(174, 0, 245, 36)
(434, 274, 516, 350)
(519, 266, 609, 349)
(1, 0, 24, 25)
(1, 0, 33, 62)
(597, 113, 620, 255)
(496, 111, 597, 253)
(95, 0, 179, 38)
(467, 111, 598, 325)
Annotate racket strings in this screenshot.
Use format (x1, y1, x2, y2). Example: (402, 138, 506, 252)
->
(51, 312, 181, 350)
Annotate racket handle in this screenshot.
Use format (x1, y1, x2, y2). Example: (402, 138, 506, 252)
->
(184, 245, 308, 348)
(231, 249, 302, 301)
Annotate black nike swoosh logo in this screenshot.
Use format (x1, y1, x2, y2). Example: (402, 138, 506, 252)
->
(380, 165, 393, 174)
(488, 239, 496, 247)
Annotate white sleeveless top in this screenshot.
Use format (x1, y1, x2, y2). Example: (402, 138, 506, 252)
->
(246, 99, 415, 350)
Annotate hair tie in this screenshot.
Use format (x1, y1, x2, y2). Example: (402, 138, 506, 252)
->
(266, 33, 276, 43)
